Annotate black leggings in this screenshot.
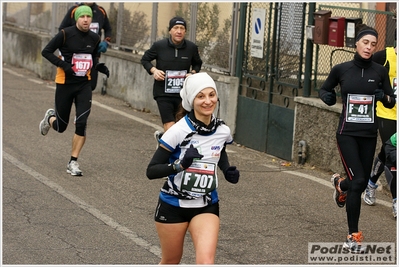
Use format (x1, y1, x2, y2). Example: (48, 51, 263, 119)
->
(52, 82, 92, 136)
(336, 134, 377, 234)
(384, 167, 397, 199)
(370, 117, 397, 183)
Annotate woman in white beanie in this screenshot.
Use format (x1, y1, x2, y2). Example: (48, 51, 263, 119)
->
(146, 72, 240, 264)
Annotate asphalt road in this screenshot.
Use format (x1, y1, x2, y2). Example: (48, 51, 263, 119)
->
(2, 64, 397, 265)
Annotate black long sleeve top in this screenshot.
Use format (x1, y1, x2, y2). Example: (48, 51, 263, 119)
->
(319, 53, 395, 137)
(41, 25, 101, 84)
(141, 37, 203, 99)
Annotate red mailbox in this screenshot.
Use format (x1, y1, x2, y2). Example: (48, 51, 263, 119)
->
(328, 16, 345, 47)
(313, 10, 331, 44)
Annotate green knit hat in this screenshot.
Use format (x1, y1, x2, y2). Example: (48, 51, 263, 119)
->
(74, 5, 92, 21)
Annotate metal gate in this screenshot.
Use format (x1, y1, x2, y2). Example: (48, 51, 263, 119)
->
(235, 2, 306, 161)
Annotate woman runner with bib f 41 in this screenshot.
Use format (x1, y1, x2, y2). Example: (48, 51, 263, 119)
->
(319, 24, 395, 253)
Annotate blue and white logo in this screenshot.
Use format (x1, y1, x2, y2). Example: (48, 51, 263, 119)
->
(254, 18, 262, 34)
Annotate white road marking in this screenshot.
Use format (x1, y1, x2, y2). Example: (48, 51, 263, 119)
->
(3, 152, 162, 258)
(28, 78, 44, 84)
(284, 171, 392, 208)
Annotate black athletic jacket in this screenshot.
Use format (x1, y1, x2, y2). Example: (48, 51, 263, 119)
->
(42, 25, 101, 84)
(141, 37, 203, 99)
(319, 53, 395, 137)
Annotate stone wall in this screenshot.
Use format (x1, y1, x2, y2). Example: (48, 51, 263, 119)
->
(293, 97, 344, 173)
(2, 25, 54, 79)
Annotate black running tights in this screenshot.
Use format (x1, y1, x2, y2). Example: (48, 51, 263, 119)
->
(52, 81, 92, 136)
(336, 134, 377, 234)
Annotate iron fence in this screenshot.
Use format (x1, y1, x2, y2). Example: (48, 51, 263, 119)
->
(240, 2, 307, 109)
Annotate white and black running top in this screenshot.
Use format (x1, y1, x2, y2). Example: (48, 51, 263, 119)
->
(158, 115, 233, 208)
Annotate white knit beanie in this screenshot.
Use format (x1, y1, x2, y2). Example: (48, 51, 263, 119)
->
(180, 72, 218, 112)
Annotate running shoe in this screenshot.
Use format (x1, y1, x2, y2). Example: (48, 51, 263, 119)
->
(393, 199, 397, 218)
(39, 108, 55, 136)
(343, 232, 365, 254)
(363, 182, 378, 206)
(67, 160, 83, 176)
(331, 173, 347, 208)
(154, 130, 164, 149)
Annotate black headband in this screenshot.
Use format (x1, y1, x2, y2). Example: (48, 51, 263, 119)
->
(356, 29, 378, 41)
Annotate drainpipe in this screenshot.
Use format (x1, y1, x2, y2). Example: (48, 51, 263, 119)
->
(235, 2, 247, 83)
(298, 140, 307, 165)
(303, 2, 316, 97)
(268, 2, 279, 102)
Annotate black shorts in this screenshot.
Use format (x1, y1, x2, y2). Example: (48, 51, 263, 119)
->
(155, 96, 182, 124)
(154, 198, 219, 223)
